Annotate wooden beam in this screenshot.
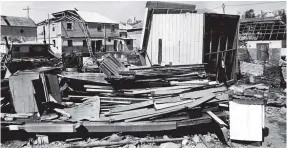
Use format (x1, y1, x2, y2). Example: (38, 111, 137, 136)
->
(20, 123, 75, 133)
(206, 111, 228, 127)
(120, 94, 215, 122)
(110, 100, 154, 113)
(84, 85, 113, 90)
(86, 89, 114, 93)
(81, 121, 176, 132)
(205, 48, 235, 55)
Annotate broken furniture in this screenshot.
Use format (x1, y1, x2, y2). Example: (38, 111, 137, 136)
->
(9, 67, 62, 114)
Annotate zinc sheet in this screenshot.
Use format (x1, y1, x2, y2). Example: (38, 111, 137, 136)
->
(146, 13, 204, 65)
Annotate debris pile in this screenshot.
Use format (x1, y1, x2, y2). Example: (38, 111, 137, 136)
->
(1, 54, 230, 135)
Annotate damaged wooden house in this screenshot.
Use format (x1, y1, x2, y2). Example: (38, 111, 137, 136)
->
(238, 16, 286, 64)
(140, 1, 240, 82)
(0, 15, 57, 77)
(37, 10, 134, 60)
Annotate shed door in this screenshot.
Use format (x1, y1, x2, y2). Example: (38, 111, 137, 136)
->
(257, 43, 269, 61)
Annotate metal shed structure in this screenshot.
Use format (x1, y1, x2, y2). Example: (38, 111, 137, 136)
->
(140, 1, 240, 81)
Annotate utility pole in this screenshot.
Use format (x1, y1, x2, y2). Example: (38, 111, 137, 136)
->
(222, 3, 226, 14)
(48, 14, 50, 46)
(23, 6, 31, 18)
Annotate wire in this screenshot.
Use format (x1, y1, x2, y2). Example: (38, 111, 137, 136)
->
(204, 6, 222, 13)
(203, 1, 286, 13)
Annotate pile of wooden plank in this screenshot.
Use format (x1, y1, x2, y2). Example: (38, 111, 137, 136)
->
(54, 55, 231, 125)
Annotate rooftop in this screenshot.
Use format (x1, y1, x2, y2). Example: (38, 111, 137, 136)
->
(1, 15, 36, 27)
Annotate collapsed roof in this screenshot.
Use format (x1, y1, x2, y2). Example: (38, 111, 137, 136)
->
(37, 10, 118, 25)
(239, 17, 286, 41)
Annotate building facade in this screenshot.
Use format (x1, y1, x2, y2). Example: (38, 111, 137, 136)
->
(238, 17, 287, 64)
(1, 15, 37, 53)
(37, 10, 121, 57)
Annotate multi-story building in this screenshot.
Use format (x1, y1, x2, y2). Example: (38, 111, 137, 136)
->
(37, 10, 120, 57)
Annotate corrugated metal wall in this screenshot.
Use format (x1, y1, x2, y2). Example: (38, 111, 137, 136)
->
(146, 13, 204, 65)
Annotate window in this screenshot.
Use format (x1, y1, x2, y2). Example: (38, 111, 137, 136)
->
(14, 47, 20, 52)
(108, 39, 111, 42)
(67, 22, 73, 30)
(126, 40, 131, 45)
(68, 40, 73, 47)
(52, 26, 55, 31)
(111, 25, 115, 32)
(83, 40, 87, 47)
(53, 40, 56, 47)
(97, 25, 102, 31)
(120, 34, 122, 37)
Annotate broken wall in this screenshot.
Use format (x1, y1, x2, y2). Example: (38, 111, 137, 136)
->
(146, 13, 204, 65)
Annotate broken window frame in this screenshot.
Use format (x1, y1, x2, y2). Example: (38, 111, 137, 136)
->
(66, 22, 73, 31)
(67, 40, 73, 47)
(111, 25, 116, 32)
(97, 24, 102, 32)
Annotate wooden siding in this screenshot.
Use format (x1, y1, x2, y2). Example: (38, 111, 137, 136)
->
(1, 26, 37, 41)
(61, 21, 119, 38)
(146, 13, 204, 65)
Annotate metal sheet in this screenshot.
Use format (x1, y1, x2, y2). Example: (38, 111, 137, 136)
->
(146, 13, 204, 65)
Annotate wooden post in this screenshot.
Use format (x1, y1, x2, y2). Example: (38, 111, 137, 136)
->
(216, 36, 221, 81)
(104, 24, 106, 51)
(158, 39, 162, 65)
(48, 14, 50, 46)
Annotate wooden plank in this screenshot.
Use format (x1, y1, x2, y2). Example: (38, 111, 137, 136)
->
(100, 97, 149, 102)
(154, 99, 195, 110)
(125, 85, 200, 95)
(84, 85, 113, 90)
(86, 89, 114, 93)
(110, 100, 154, 113)
(46, 74, 62, 103)
(114, 94, 215, 122)
(40, 73, 50, 102)
(179, 87, 227, 99)
(81, 121, 177, 132)
(100, 100, 131, 105)
(206, 111, 227, 127)
(21, 123, 75, 133)
(204, 48, 235, 55)
(170, 80, 209, 86)
(9, 73, 39, 113)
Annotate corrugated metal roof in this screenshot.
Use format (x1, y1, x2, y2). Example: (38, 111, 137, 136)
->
(1, 17, 8, 25)
(76, 11, 118, 24)
(1, 15, 36, 27)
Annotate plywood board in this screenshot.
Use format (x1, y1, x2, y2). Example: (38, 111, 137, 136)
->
(46, 74, 62, 103)
(9, 73, 39, 113)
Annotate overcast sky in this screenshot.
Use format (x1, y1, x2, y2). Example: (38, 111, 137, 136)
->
(1, 1, 286, 23)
